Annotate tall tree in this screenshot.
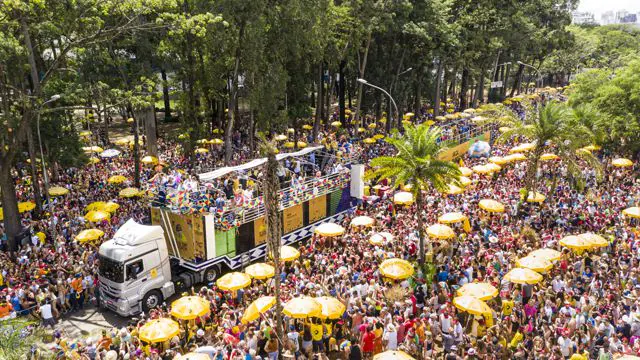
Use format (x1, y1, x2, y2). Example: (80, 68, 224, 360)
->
(368, 124, 461, 264)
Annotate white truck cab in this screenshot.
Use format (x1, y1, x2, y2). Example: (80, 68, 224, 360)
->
(98, 219, 175, 316)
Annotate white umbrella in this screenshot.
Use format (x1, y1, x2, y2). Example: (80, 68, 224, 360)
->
(99, 149, 121, 158)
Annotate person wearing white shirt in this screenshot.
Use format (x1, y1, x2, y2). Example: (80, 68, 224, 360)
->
(558, 333, 573, 358)
(383, 324, 398, 350)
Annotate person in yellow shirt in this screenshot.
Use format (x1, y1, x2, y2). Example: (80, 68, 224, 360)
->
(502, 298, 514, 317)
(310, 319, 324, 352)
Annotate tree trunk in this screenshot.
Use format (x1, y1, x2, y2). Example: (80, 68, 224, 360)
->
(413, 66, 423, 118)
(263, 148, 283, 354)
(225, 23, 245, 165)
(433, 59, 444, 118)
(339, 60, 346, 126)
(161, 68, 172, 121)
(0, 160, 21, 254)
(510, 64, 524, 97)
(249, 109, 255, 153)
(129, 106, 141, 188)
(313, 62, 323, 142)
(26, 124, 43, 217)
(138, 106, 158, 156)
(473, 63, 487, 106)
(353, 32, 372, 126)
(325, 71, 334, 123)
(502, 63, 511, 99)
(459, 68, 469, 110)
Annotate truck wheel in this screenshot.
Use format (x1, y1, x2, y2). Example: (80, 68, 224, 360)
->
(204, 267, 218, 284)
(142, 290, 163, 313)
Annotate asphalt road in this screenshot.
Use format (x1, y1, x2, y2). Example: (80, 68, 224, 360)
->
(56, 304, 130, 340)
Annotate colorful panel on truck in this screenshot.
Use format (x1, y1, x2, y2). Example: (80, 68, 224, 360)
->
(438, 131, 491, 161)
(215, 229, 236, 258)
(254, 217, 267, 246)
(307, 195, 327, 223)
(283, 204, 303, 234)
(151, 208, 206, 262)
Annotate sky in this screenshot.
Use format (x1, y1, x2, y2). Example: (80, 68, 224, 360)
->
(577, 0, 640, 16)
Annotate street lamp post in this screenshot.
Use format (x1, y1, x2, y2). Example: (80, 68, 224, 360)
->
(357, 78, 399, 131)
(517, 61, 542, 93)
(36, 94, 61, 207)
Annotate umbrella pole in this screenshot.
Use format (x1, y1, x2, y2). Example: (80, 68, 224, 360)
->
(260, 311, 285, 346)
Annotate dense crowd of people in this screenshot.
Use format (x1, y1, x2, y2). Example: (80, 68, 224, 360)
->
(5, 91, 640, 360)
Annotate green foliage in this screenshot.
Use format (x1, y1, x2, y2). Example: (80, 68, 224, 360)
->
(0, 318, 47, 360)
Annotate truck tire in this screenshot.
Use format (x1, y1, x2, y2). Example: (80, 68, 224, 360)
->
(142, 290, 163, 313)
(204, 267, 219, 284)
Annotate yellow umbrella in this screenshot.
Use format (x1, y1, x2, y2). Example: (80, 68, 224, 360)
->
(283, 296, 322, 318)
(540, 153, 559, 161)
(114, 138, 130, 145)
(579, 232, 608, 248)
(331, 121, 342, 127)
(368, 123, 377, 129)
(18, 201, 36, 213)
(141, 156, 158, 165)
(284, 142, 295, 149)
(404, 112, 415, 118)
(623, 207, 640, 219)
(504, 153, 527, 162)
(498, 126, 511, 133)
(179, 353, 213, 360)
(615, 356, 640, 360)
(102, 202, 120, 213)
(516, 255, 553, 272)
(119, 187, 141, 198)
(503, 268, 543, 285)
(444, 184, 464, 195)
(453, 295, 492, 315)
(287, 128, 295, 133)
(472, 165, 492, 174)
(373, 134, 385, 140)
(613, 158, 633, 168)
(297, 141, 307, 148)
(280, 245, 300, 261)
(88, 157, 100, 164)
(86, 201, 107, 212)
(458, 176, 472, 187)
(275, 134, 288, 141)
(426, 224, 455, 240)
(509, 143, 535, 153)
(241, 296, 276, 324)
(75, 229, 105, 243)
(245, 263, 275, 279)
(82, 146, 104, 153)
(479, 199, 505, 213)
(108, 175, 127, 184)
(459, 167, 473, 177)
(195, 148, 209, 154)
(209, 138, 224, 145)
(393, 191, 414, 205)
(316, 296, 346, 319)
(373, 350, 415, 360)
(559, 235, 590, 250)
(363, 138, 376, 144)
(379, 258, 414, 280)
(456, 283, 498, 300)
(529, 248, 562, 262)
(463, 108, 476, 114)
(302, 124, 313, 130)
(138, 318, 180, 343)
(488, 156, 508, 165)
(217, 272, 252, 291)
(438, 212, 471, 232)
(315, 222, 346, 236)
(79, 130, 92, 137)
(527, 192, 546, 203)
(48, 186, 69, 196)
(369, 232, 394, 245)
(171, 296, 210, 320)
(583, 145, 601, 151)
(357, 127, 366, 133)
(350, 216, 375, 227)
(485, 163, 502, 173)
(85, 210, 110, 222)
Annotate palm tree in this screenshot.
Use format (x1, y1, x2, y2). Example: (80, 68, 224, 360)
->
(261, 140, 284, 352)
(368, 124, 461, 264)
(492, 100, 601, 193)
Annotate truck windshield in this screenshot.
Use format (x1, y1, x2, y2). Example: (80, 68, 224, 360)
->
(98, 255, 125, 283)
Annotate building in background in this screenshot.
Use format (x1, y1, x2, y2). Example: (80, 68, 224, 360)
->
(572, 11, 597, 25)
(601, 11, 615, 25)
